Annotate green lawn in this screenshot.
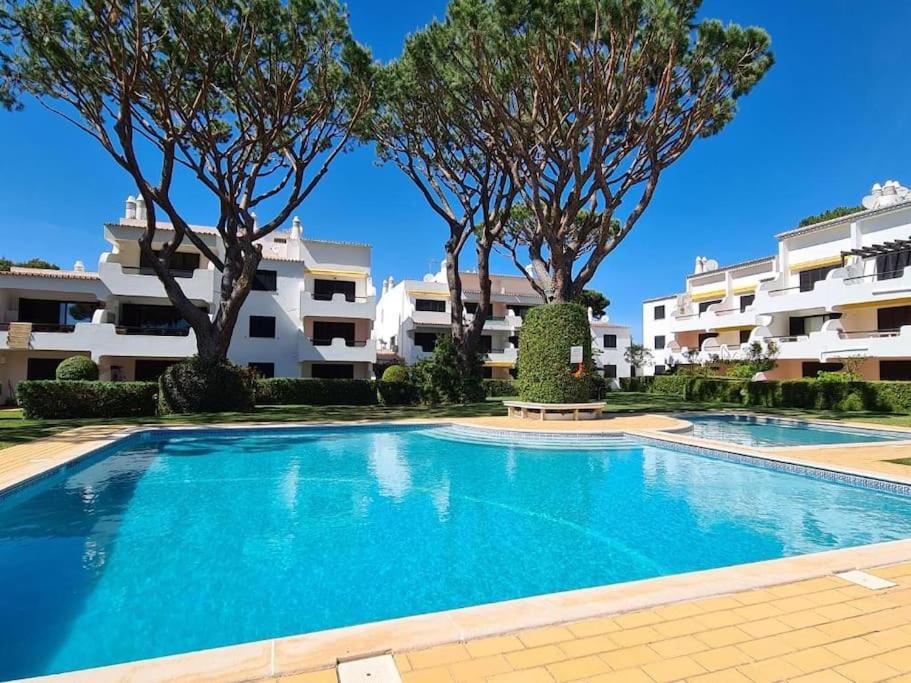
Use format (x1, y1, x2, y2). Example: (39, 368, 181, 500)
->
(2, 392, 909, 451)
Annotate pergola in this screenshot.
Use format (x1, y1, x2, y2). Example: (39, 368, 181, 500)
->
(841, 238, 911, 262)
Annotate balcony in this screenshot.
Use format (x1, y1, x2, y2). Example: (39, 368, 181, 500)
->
(0, 322, 197, 358)
(484, 347, 518, 366)
(99, 257, 216, 302)
(298, 335, 377, 363)
(411, 309, 450, 326)
(752, 316, 911, 361)
(300, 291, 376, 320)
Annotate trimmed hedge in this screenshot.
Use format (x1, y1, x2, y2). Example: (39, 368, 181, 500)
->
(619, 375, 911, 414)
(159, 358, 254, 414)
(377, 380, 418, 406)
(517, 303, 595, 403)
(255, 378, 378, 406)
(482, 378, 519, 397)
(56, 356, 99, 381)
(17, 380, 157, 419)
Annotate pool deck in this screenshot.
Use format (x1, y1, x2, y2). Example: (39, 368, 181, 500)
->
(5, 413, 911, 682)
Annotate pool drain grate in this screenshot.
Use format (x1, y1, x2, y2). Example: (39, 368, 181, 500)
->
(337, 654, 403, 683)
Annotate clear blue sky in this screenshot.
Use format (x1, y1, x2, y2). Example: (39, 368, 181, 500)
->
(0, 0, 909, 337)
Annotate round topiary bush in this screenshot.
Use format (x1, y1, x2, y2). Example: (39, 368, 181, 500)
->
(55, 356, 99, 381)
(158, 357, 254, 414)
(517, 302, 595, 403)
(381, 364, 409, 382)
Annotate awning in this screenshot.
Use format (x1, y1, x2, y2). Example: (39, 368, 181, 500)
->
(788, 256, 843, 273)
(690, 288, 726, 302)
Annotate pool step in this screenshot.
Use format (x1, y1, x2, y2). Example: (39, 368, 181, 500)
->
(422, 425, 637, 450)
(337, 654, 403, 683)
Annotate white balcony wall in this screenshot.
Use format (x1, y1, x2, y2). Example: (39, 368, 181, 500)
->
(0, 322, 198, 360)
(298, 336, 377, 363)
(99, 254, 216, 302)
(300, 291, 376, 320)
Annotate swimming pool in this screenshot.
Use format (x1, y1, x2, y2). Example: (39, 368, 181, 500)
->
(2, 424, 911, 679)
(686, 414, 910, 448)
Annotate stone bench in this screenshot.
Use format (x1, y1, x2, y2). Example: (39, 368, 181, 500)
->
(503, 400, 606, 421)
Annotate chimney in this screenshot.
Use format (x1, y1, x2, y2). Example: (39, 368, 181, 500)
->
(135, 195, 146, 221)
(125, 195, 137, 220)
(290, 216, 303, 240)
(694, 256, 704, 274)
(73, 260, 85, 272)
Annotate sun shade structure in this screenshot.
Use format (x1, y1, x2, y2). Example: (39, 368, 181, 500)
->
(842, 237, 911, 281)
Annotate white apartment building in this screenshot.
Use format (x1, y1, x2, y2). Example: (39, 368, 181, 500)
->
(376, 265, 632, 383)
(0, 197, 377, 402)
(642, 180, 911, 381)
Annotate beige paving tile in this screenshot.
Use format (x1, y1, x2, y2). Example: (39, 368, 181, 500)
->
(650, 635, 708, 659)
(599, 645, 662, 670)
(558, 634, 618, 658)
(505, 645, 567, 669)
(545, 655, 611, 682)
(696, 626, 753, 648)
(641, 654, 706, 682)
(407, 644, 471, 670)
(833, 657, 900, 682)
(692, 644, 753, 672)
(487, 667, 555, 683)
(588, 668, 654, 683)
(736, 658, 803, 682)
(464, 635, 525, 659)
(519, 626, 577, 648)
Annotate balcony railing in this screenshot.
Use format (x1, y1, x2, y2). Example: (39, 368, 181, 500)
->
(2, 322, 77, 333)
(837, 329, 903, 340)
(120, 266, 198, 279)
(311, 293, 370, 303)
(310, 337, 369, 347)
(844, 268, 908, 283)
(116, 326, 191, 337)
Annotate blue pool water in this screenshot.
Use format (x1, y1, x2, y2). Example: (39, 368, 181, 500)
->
(2, 424, 911, 679)
(687, 414, 909, 448)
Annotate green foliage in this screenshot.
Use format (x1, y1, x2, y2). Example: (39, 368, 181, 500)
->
(649, 375, 691, 396)
(55, 356, 99, 381)
(574, 289, 610, 318)
(517, 303, 595, 402)
(158, 358, 254, 414)
(482, 378, 519, 398)
(725, 340, 779, 378)
(381, 364, 409, 382)
(409, 335, 485, 404)
(376, 380, 418, 406)
(0, 257, 59, 272)
(798, 206, 864, 228)
(624, 343, 654, 371)
(255, 378, 378, 406)
(686, 378, 749, 403)
(16, 381, 157, 419)
(619, 376, 655, 392)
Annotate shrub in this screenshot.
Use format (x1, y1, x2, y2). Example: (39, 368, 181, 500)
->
(686, 377, 749, 403)
(158, 357, 254, 414)
(381, 364, 409, 383)
(517, 303, 595, 403)
(649, 375, 689, 396)
(410, 335, 485, 404)
(377, 380, 418, 406)
(619, 376, 654, 392)
(482, 378, 519, 397)
(254, 378, 378, 406)
(16, 381, 157, 419)
(55, 356, 99, 381)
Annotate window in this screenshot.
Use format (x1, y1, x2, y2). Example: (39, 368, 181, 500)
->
(603, 364, 617, 379)
(249, 315, 276, 338)
(508, 367, 518, 379)
(139, 249, 200, 276)
(26, 357, 64, 380)
(876, 248, 911, 281)
(248, 362, 275, 379)
(739, 294, 755, 313)
(120, 303, 200, 335)
(482, 366, 493, 379)
(802, 361, 843, 378)
(414, 332, 439, 352)
(698, 332, 718, 348)
(798, 265, 837, 292)
(698, 299, 722, 314)
(134, 360, 175, 382)
(654, 365, 666, 375)
(512, 305, 532, 319)
(312, 321, 354, 345)
(311, 364, 354, 379)
(740, 329, 752, 344)
(653, 305, 666, 320)
(603, 334, 617, 349)
(881, 360, 911, 381)
(654, 335, 665, 350)
(314, 279, 355, 302)
(508, 334, 519, 347)
(252, 270, 277, 292)
(480, 335, 493, 352)
(415, 299, 446, 313)
(18, 298, 100, 331)
(877, 305, 911, 331)
(463, 302, 478, 315)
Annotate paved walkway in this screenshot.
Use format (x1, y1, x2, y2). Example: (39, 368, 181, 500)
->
(278, 562, 911, 683)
